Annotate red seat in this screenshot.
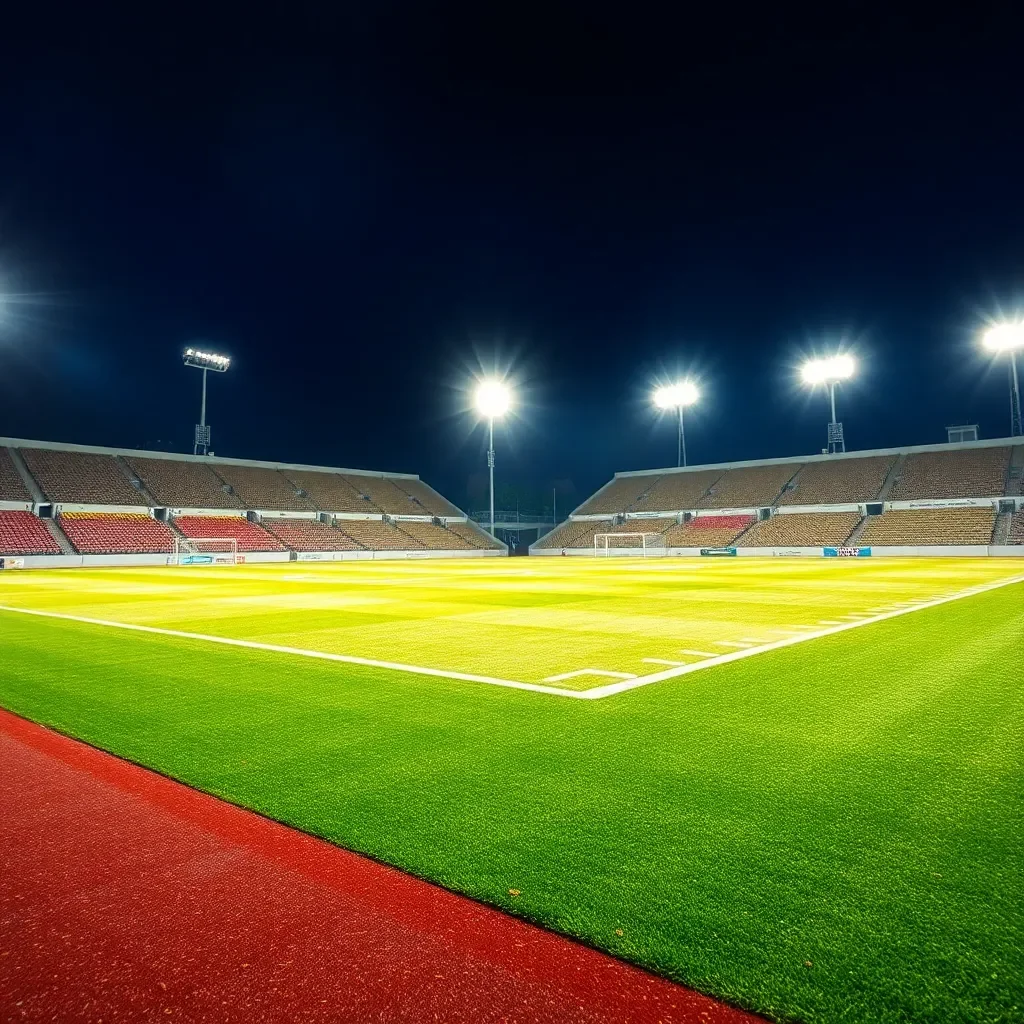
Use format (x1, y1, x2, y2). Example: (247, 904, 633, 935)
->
(0, 511, 61, 555)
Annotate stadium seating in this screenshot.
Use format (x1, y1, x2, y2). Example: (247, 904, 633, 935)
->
(173, 516, 285, 552)
(662, 514, 755, 547)
(341, 476, 427, 515)
(697, 464, 801, 509)
(0, 511, 61, 554)
(207, 464, 317, 511)
(628, 470, 723, 512)
(392, 478, 465, 517)
(262, 518, 362, 551)
(0, 448, 31, 502)
(282, 471, 379, 513)
(334, 519, 422, 551)
(858, 508, 996, 546)
(889, 448, 1011, 500)
(125, 456, 242, 509)
(534, 519, 605, 549)
(778, 456, 896, 505)
(443, 521, 508, 549)
(739, 512, 862, 547)
(391, 521, 474, 550)
(58, 512, 176, 554)
(574, 476, 652, 515)
(21, 448, 143, 505)
(1006, 510, 1024, 544)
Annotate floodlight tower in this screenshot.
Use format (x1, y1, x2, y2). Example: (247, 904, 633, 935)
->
(982, 324, 1023, 437)
(183, 348, 231, 455)
(653, 381, 700, 467)
(474, 379, 511, 536)
(801, 355, 855, 453)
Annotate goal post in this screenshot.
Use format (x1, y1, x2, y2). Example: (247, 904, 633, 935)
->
(593, 532, 663, 557)
(171, 537, 240, 566)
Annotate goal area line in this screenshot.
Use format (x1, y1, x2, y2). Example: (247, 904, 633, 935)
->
(1, 573, 1021, 702)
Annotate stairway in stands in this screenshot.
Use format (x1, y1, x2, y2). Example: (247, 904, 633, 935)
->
(115, 456, 159, 505)
(877, 453, 906, 502)
(1007, 445, 1024, 496)
(845, 516, 871, 546)
(6, 448, 45, 503)
(43, 518, 75, 555)
(992, 511, 1013, 545)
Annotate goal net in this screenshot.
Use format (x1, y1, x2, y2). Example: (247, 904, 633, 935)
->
(171, 537, 240, 566)
(593, 533, 664, 557)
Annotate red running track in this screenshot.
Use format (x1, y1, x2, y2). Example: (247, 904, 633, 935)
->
(0, 708, 763, 1023)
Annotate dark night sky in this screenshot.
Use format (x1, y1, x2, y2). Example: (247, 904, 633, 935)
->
(1, 7, 1023, 510)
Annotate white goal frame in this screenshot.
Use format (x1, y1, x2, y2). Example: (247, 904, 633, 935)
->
(593, 532, 661, 557)
(171, 537, 240, 566)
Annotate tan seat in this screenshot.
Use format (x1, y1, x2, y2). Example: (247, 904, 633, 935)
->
(22, 449, 142, 505)
(740, 512, 861, 547)
(778, 457, 895, 505)
(859, 509, 996, 546)
(890, 449, 1010, 500)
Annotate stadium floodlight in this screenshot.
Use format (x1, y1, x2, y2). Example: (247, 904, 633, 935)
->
(183, 348, 231, 455)
(653, 380, 699, 467)
(474, 379, 512, 537)
(801, 355, 855, 453)
(981, 323, 1023, 436)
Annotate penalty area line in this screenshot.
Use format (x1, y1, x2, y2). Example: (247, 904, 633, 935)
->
(579, 573, 1024, 700)
(0, 605, 589, 701)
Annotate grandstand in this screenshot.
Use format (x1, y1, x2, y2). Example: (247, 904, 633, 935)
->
(0, 511, 61, 555)
(0, 448, 31, 502)
(174, 515, 285, 553)
(778, 455, 896, 505)
(889, 447, 1010, 500)
(282, 471, 381, 513)
(59, 512, 176, 555)
(628, 470, 722, 513)
(663, 514, 754, 547)
(740, 512, 862, 547)
(262, 518, 362, 552)
(334, 518, 423, 551)
(1009, 509, 1024, 544)
(0, 436, 496, 563)
(125, 456, 242, 509)
(698, 463, 801, 508)
(534, 436, 1023, 555)
(207, 464, 317, 512)
(858, 508, 997, 547)
(22, 448, 142, 505)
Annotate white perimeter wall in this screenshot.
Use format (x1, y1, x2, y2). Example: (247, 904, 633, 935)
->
(530, 546, 1024, 558)
(4, 548, 506, 570)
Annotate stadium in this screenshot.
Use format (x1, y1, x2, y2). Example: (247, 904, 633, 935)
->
(2, 419, 1023, 1023)
(5, 14, 1024, 1024)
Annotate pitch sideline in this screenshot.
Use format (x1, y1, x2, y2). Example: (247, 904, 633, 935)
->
(1, 571, 1022, 701)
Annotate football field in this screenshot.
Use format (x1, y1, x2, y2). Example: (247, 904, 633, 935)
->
(0, 556, 1020, 696)
(1, 557, 1022, 1023)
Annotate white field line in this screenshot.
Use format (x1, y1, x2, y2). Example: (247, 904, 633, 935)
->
(817, 619, 845, 625)
(3, 572, 1022, 703)
(680, 649, 719, 657)
(716, 640, 755, 648)
(578, 574, 1024, 699)
(642, 658, 689, 667)
(543, 668, 637, 682)
(0, 604, 587, 699)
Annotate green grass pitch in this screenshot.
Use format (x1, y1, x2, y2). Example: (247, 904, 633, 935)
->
(1, 557, 1022, 1023)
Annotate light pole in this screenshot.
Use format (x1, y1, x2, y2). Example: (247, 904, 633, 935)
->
(474, 379, 511, 536)
(183, 348, 231, 455)
(801, 355, 856, 453)
(982, 324, 1024, 437)
(653, 381, 700, 466)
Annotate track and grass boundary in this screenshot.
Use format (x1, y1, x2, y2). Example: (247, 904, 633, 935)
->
(0, 707, 764, 1024)
(2, 570, 1022, 700)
